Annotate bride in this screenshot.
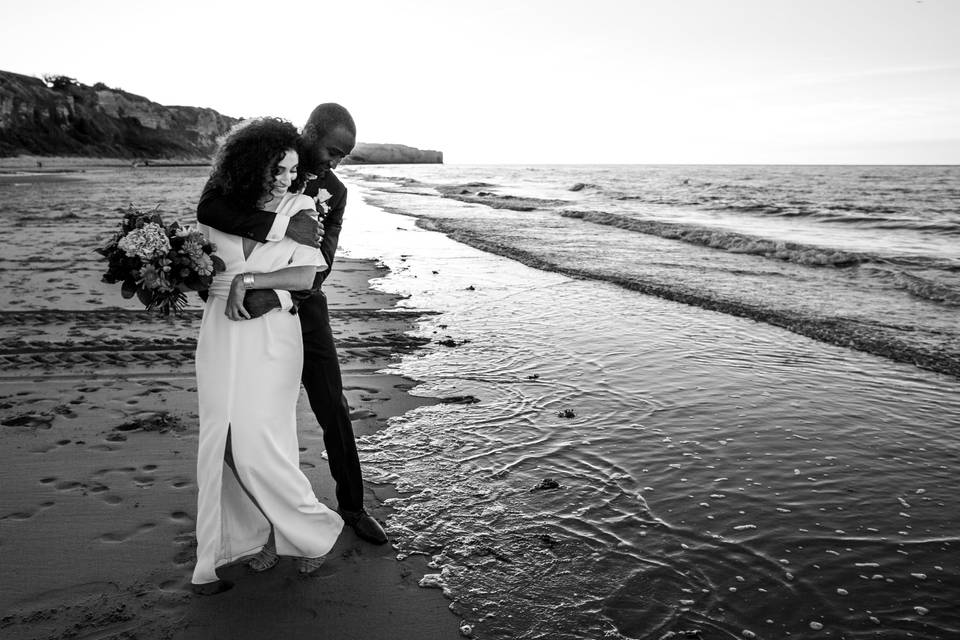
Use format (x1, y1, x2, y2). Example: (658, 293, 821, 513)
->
(191, 117, 343, 594)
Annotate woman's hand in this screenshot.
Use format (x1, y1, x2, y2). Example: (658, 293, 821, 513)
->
(225, 274, 252, 321)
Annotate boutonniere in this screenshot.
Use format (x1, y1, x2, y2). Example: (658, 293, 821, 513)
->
(314, 188, 332, 217)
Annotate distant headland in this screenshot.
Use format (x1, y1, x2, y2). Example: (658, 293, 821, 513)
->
(0, 70, 442, 165)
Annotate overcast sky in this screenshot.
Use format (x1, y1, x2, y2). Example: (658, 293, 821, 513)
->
(2, 0, 958, 163)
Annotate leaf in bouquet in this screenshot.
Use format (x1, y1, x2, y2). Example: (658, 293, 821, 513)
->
(121, 279, 139, 299)
(121, 208, 138, 228)
(137, 287, 155, 306)
(211, 255, 226, 273)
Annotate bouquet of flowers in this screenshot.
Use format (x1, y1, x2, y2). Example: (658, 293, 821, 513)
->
(97, 206, 225, 315)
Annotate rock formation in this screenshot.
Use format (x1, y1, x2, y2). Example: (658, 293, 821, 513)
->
(0, 71, 238, 159)
(342, 142, 443, 165)
(0, 70, 443, 164)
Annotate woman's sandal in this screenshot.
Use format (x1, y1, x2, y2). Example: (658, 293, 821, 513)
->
(247, 546, 279, 573)
(298, 555, 325, 576)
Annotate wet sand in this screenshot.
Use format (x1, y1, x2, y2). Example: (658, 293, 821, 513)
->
(0, 259, 462, 640)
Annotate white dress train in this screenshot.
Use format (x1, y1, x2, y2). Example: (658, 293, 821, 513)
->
(192, 193, 342, 585)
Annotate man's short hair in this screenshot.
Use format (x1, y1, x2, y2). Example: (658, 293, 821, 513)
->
(303, 103, 356, 140)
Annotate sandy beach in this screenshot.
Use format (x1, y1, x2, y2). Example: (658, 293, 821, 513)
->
(2, 163, 957, 639)
(0, 256, 462, 639)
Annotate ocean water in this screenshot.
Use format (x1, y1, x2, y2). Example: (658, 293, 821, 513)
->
(3, 165, 958, 639)
(343, 164, 960, 378)
(337, 165, 960, 639)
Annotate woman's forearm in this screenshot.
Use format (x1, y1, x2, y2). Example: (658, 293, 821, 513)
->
(240, 266, 317, 292)
(224, 265, 317, 322)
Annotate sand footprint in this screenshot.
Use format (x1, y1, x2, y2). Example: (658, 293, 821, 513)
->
(172, 531, 197, 566)
(30, 438, 75, 454)
(169, 511, 193, 525)
(92, 466, 138, 479)
(159, 578, 191, 594)
(1, 501, 55, 522)
(169, 477, 193, 489)
(88, 444, 118, 452)
(1, 413, 54, 429)
(97, 522, 157, 543)
(55, 480, 86, 492)
(303, 561, 340, 579)
(91, 465, 154, 488)
(53, 405, 78, 419)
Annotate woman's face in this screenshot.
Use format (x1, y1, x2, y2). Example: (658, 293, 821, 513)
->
(270, 149, 298, 198)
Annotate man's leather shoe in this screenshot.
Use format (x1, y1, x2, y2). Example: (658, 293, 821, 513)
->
(341, 509, 388, 545)
(191, 579, 233, 595)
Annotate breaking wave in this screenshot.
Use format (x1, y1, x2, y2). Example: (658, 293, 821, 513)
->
(560, 210, 870, 267)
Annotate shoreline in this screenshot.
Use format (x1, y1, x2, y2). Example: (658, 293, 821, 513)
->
(0, 258, 462, 640)
(0, 155, 210, 171)
(0, 155, 442, 174)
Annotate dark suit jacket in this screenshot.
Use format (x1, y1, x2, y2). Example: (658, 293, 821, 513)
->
(196, 171, 348, 290)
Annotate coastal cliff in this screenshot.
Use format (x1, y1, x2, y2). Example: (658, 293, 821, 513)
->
(0, 70, 443, 164)
(0, 71, 238, 159)
(344, 142, 443, 165)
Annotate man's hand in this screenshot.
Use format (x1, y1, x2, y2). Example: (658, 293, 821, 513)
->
(286, 210, 323, 248)
(243, 289, 282, 318)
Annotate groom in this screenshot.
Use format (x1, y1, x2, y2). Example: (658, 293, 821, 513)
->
(196, 103, 388, 545)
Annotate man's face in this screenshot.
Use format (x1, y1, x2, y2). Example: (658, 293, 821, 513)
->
(310, 125, 355, 177)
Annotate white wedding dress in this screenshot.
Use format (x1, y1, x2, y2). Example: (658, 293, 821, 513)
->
(192, 192, 342, 586)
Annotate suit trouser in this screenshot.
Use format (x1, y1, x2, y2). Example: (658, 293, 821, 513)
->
(297, 291, 365, 513)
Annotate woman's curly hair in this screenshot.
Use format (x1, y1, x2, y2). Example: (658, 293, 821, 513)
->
(208, 117, 307, 208)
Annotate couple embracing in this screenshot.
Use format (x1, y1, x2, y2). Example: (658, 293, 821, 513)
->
(191, 104, 386, 595)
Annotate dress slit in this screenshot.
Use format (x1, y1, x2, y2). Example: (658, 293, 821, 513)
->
(223, 426, 269, 522)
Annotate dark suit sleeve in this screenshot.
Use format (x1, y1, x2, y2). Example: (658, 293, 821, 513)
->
(196, 180, 279, 243)
(318, 185, 346, 282)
